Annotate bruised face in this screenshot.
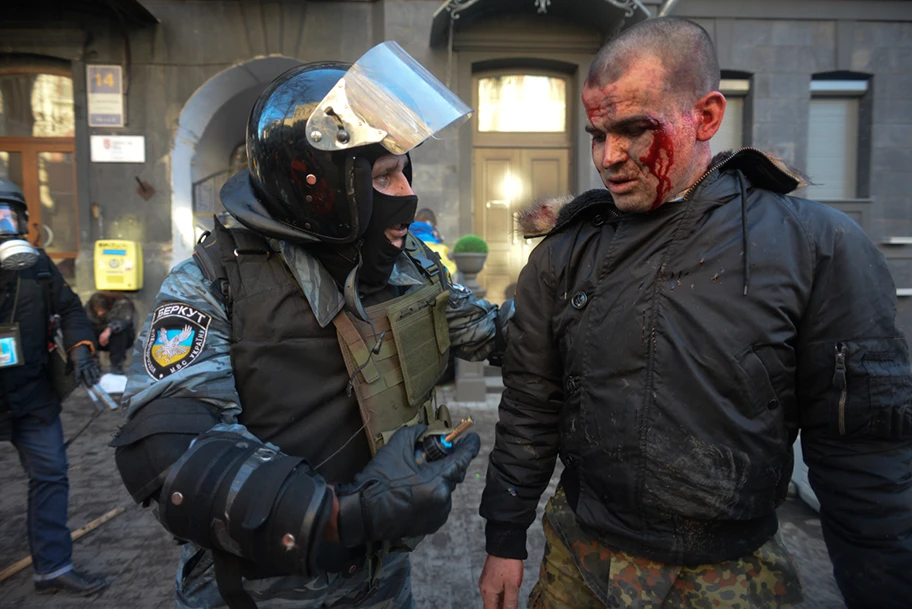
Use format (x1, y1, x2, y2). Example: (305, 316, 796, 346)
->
(582, 55, 723, 213)
(371, 154, 414, 248)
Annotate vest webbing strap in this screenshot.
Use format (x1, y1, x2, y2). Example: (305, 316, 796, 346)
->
(331, 311, 386, 454)
(212, 550, 257, 609)
(331, 312, 380, 384)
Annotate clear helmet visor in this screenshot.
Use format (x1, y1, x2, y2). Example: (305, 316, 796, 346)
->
(0, 203, 27, 237)
(306, 41, 473, 155)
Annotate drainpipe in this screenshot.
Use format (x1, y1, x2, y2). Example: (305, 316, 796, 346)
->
(658, 0, 681, 17)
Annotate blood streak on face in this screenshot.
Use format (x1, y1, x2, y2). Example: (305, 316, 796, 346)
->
(638, 124, 675, 210)
(583, 55, 710, 214)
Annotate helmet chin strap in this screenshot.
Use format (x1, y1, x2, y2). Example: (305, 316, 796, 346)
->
(343, 243, 371, 323)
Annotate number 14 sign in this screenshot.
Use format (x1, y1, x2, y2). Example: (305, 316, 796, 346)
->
(87, 65, 124, 127)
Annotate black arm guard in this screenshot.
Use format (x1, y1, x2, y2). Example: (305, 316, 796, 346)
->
(158, 432, 332, 578)
(111, 397, 221, 504)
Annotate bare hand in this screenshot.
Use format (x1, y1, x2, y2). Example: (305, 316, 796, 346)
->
(99, 327, 112, 347)
(479, 555, 524, 609)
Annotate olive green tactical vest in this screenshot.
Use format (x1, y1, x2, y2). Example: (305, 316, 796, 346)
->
(332, 246, 452, 455)
(194, 223, 452, 475)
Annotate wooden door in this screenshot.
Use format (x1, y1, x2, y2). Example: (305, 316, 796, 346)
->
(473, 147, 569, 303)
(0, 138, 79, 255)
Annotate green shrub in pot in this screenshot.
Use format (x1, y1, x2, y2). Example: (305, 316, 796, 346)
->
(453, 234, 488, 254)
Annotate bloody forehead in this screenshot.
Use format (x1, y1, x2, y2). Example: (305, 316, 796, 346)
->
(582, 58, 673, 124)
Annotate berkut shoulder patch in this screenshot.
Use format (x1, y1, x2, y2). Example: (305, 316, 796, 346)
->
(144, 302, 212, 380)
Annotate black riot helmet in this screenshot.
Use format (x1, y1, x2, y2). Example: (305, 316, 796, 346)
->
(221, 62, 370, 244)
(220, 42, 474, 245)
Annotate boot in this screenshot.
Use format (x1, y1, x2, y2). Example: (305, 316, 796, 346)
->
(35, 569, 109, 596)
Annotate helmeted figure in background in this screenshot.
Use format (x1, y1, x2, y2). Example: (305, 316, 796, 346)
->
(478, 17, 912, 609)
(113, 43, 511, 609)
(0, 178, 108, 596)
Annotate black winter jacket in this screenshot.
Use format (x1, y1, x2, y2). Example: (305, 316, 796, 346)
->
(481, 150, 912, 608)
(0, 251, 96, 423)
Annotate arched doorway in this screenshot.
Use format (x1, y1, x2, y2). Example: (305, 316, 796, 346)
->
(170, 56, 302, 267)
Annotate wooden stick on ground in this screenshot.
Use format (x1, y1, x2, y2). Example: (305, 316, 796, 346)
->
(0, 505, 126, 583)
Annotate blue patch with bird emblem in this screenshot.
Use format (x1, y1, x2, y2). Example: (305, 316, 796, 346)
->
(144, 302, 211, 380)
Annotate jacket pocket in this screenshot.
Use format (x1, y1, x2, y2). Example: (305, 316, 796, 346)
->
(832, 338, 912, 440)
(737, 347, 782, 416)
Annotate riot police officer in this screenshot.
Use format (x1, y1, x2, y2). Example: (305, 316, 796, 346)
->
(113, 43, 510, 609)
(0, 178, 108, 596)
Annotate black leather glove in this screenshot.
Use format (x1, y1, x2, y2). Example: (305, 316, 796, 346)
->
(336, 424, 480, 548)
(70, 345, 101, 387)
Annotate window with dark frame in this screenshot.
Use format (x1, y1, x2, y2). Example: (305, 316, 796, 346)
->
(0, 66, 78, 281)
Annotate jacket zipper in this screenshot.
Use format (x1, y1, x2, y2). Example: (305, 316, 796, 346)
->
(681, 147, 805, 201)
(681, 153, 734, 201)
(833, 343, 848, 435)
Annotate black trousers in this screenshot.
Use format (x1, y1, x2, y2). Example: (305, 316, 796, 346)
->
(96, 325, 134, 368)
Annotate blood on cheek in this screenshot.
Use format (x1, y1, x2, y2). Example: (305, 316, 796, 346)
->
(638, 124, 675, 210)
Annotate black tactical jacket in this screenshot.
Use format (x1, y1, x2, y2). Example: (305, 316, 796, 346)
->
(0, 251, 95, 422)
(481, 150, 912, 609)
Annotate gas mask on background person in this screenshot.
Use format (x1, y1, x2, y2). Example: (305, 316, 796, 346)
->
(0, 194, 38, 271)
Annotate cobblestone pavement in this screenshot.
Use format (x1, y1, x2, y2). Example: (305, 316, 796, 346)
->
(0, 389, 845, 609)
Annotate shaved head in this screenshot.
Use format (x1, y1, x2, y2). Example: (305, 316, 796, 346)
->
(582, 17, 727, 213)
(587, 17, 720, 108)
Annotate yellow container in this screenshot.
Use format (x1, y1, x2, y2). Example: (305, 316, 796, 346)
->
(94, 240, 143, 291)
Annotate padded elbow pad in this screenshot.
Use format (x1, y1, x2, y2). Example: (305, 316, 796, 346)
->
(110, 397, 221, 504)
(158, 433, 332, 578)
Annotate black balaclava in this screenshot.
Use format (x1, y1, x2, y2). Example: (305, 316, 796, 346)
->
(310, 146, 418, 296)
(311, 190, 418, 295)
(356, 190, 418, 292)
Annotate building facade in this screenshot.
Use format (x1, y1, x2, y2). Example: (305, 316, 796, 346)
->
(1, 0, 911, 332)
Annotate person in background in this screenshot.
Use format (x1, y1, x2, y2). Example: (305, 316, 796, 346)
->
(412, 208, 457, 276)
(0, 178, 108, 597)
(85, 292, 135, 376)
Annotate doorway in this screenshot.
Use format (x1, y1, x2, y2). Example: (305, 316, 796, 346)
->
(171, 55, 302, 266)
(473, 147, 568, 303)
(472, 71, 571, 303)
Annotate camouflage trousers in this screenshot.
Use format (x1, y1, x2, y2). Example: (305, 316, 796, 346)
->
(174, 544, 414, 609)
(529, 487, 804, 609)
